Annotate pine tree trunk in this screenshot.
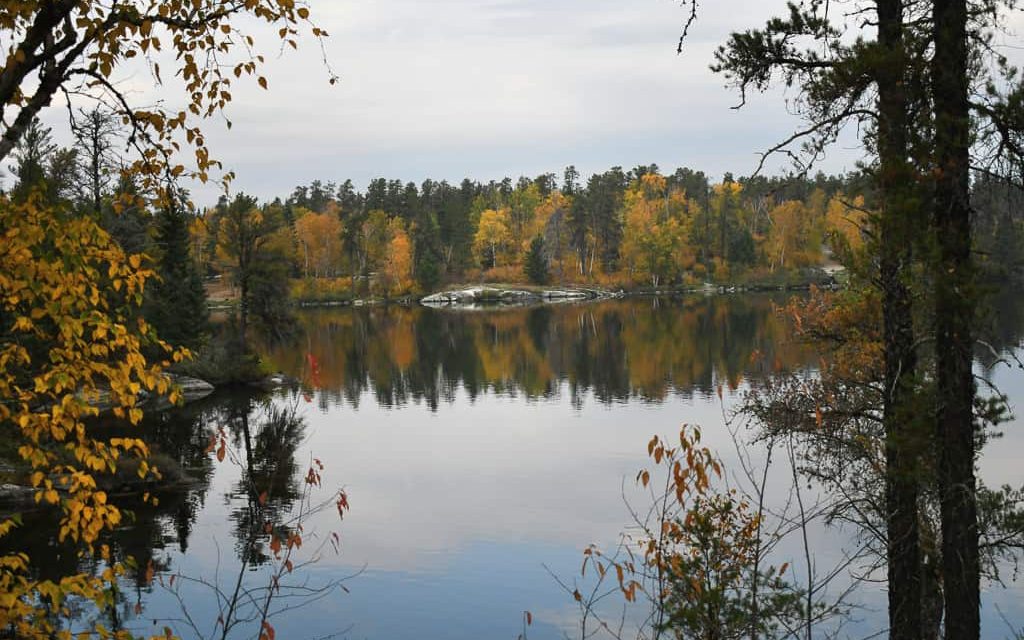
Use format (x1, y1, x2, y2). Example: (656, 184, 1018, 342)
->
(932, 0, 979, 636)
(877, 1, 923, 637)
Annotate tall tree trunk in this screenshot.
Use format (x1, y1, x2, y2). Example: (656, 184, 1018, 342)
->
(932, 0, 979, 636)
(876, 1, 923, 638)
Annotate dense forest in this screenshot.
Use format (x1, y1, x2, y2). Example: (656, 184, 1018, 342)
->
(202, 167, 872, 301)
(202, 167, 1024, 303)
(11, 111, 1024, 321)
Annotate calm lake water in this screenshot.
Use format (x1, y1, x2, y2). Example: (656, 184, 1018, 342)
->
(7, 294, 1024, 639)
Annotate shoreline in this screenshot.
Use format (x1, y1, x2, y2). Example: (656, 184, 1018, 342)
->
(269, 276, 842, 310)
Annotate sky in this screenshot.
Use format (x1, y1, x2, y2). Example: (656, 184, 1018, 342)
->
(39, 0, 883, 205)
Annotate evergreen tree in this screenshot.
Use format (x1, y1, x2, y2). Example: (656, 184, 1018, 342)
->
(8, 118, 55, 202)
(562, 165, 580, 196)
(215, 193, 291, 343)
(336, 178, 361, 214)
(412, 212, 444, 292)
(525, 235, 549, 285)
(147, 195, 209, 350)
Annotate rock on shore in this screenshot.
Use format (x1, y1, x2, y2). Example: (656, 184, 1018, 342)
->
(421, 287, 608, 306)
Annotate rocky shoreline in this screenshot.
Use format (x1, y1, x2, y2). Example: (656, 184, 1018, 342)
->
(289, 275, 841, 309)
(419, 280, 838, 307)
(420, 286, 619, 306)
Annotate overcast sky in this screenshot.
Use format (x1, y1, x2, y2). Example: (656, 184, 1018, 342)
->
(149, 0, 880, 204)
(35, 1, 891, 205)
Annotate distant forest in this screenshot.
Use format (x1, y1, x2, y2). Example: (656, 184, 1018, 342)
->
(192, 164, 1024, 300)
(7, 114, 1023, 312)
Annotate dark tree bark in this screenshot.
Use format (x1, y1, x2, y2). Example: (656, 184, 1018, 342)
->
(876, 1, 923, 638)
(72, 108, 118, 216)
(932, 0, 980, 637)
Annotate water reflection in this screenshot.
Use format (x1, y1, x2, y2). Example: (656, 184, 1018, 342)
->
(221, 395, 306, 566)
(4, 293, 1023, 639)
(260, 295, 817, 409)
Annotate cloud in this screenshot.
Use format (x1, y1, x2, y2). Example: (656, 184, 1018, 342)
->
(167, 0, 870, 204)
(24, 0, 872, 204)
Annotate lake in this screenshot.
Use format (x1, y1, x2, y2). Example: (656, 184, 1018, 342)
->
(6, 294, 1024, 639)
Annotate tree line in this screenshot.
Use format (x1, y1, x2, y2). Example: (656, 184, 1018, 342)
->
(195, 165, 1023, 302)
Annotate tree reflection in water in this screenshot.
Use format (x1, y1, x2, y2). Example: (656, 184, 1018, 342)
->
(0, 390, 351, 639)
(5, 293, 1024, 637)
(258, 295, 822, 409)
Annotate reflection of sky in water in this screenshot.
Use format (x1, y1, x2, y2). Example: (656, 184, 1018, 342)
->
(130, 386, 737, 639)
(15, 297, 1024, 639)
(122, 372, 1023, 639)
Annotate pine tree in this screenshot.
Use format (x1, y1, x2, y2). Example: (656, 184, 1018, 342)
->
(147, 197, 209, 350)
(525, 235, 549, 285)
(412, 213, 443, 292)
(9, 118, 55, 203)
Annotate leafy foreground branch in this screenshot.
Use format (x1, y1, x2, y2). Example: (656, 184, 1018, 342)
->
(0, 1, 344, 637)
(549, 425, 848, 640)
(0, 191, 185, 638)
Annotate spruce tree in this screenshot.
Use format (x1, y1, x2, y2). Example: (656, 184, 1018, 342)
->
(147, 199, 209, 350)
(525, 235, 549, 285)
(412, 210, 444, 292)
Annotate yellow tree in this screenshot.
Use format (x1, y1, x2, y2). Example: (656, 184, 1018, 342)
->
(766, 201, 802, 271)
(473, 208, 513, 269)
(359, 210, 392, 275)
(382, 219, 414, 297)
(189, 212, 213, 276)
(620, 174, 694, 286)
(0, 4, 331, 635)
(766, 200, 823, 271)
(710, 181, 746, 262)
(825, 194, 869, 255)
(0, 1, 332, 190)
(0, 194, 186, 637)
(508, 181, 542, 260)
(294, 209, 344, 278)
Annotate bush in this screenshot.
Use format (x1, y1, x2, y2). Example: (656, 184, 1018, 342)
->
(172, 324, 268, 385)
(481, 265, 527, 284)
(290, 277, 353, 303)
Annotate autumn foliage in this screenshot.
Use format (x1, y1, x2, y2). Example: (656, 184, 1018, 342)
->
(571, 426, 803, 639)
(0, 193, 187, 637)
(0, 1, 337, 635)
